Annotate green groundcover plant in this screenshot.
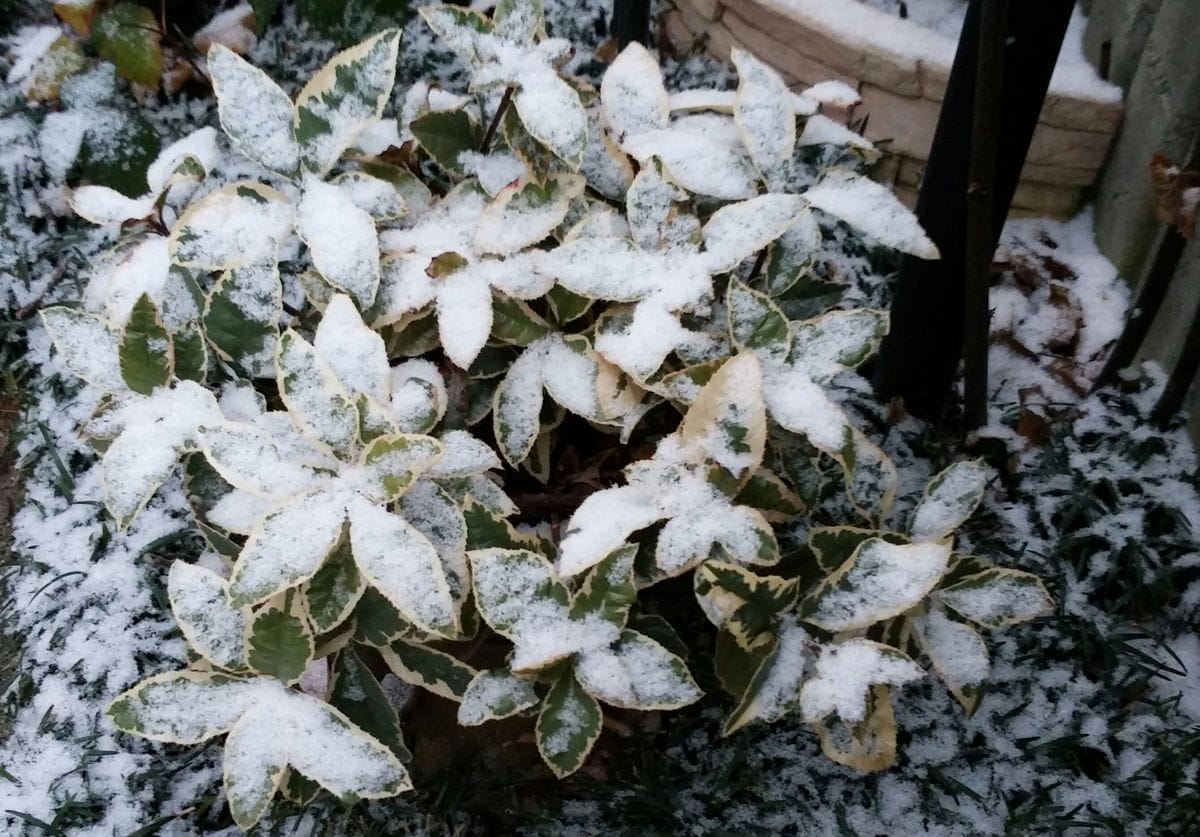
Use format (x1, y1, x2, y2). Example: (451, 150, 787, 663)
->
(36, 1, 1052, 828)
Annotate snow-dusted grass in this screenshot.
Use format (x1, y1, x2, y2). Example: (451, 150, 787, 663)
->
(0, 2, 1197, 835)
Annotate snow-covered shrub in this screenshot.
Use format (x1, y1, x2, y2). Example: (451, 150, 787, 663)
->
(35, 1, 1050, 827)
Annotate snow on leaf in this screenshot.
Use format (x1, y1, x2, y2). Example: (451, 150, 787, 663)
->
(297, 178, 381, 309)
(536, 669, 601, 778)
(277, 330, 360, 458)
(814, 684, 899, 772)
(936, 568, 1053, 628)
(358, 434, 444, 502)
(169, 182, 293, 270)
(702, 194, 805, 274)
(145, 126, 220, 194)
(790, 309, 889, 383)
(196, 421, 323, 498)
(909, 459, 990, 542)
(204, 255, 282, 378)
(475, 174, 584, 256)
(621, 128, 758, 200)
(418, 5, 493, 64)
(107, 671, 261, 744)
(221, 687, 410, 828)
(600, 43, 668, 141)
(332, 171, 407, 221)
(727, 279, 791, 364)
(655, 501, 778, 577)
(425, 429, 500, 477)
(40, 307, 124, 392)
(558, 486, 666, 577)
(574, 630, 702, 710)
(493, 0, 544, 42)
(167, 562, 247, 671)
(537, 236, 667, 302)
(313, 294, 390, 404)
(722, 620, 812, 735)
(731, 46, 794, 191)
(436, 268, 494, 369)
(569, 545, 637, 628)
(512, 66, 589, 168)
(101, 382, 221, 528)
(348, 498, 457, 637)
(208, 43, 300, 175)
(625, 159, 697, 252)
(294, 29, 402, 175)
(804, 170, 939, 260)
(799, 639, 923, 724)
(457, 668, 539, 725)
(70, 185, 155, 225)
(399, 481, 470, 608)
(804, 539, 952, 632)
(679, 353, 766, 477)
(226, 491, 346, 608)
(912, 604, 990, 713)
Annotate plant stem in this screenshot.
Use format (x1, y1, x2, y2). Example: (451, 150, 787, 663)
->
(479, 87, 514, 155)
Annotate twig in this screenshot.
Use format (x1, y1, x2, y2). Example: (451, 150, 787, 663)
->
(479, 87, 514, 155)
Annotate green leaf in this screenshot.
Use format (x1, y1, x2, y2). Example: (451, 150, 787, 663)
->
(352, 586, 412, 646)
(410, 109, 482, 174)
(734, 469, 805, 522)
(462, 498, 542, 553)
(693, 562, 797, 651)
(545, 285, 592, 324)
(294, 28, 402, 174)
(380, 639, 476, 701)
(569, 545, 637, 627)
(119, 293, 172, 395)
(536, 669, 602, 778)
(107, 671, 258, 742)
(246, 605, 314, 685)
(808, 526, 906, 575)
(909, 459, 990, 542)
(203, 256, 281, 378)
(92, 3, 162, 87)
(727, 279, 792, 365)
(73, 105, 161, 197)
(722, 622, 812, 735)
(306, 539, 365, 633)
(458, 668, 539, 726)
(249, 0, 281, 32)
(491, 294, 553, 346)
(172, 323, 208, 383)
(331, 646, 412, 761)
(627, 613, 689, 661)
(713, 629, 769, 699)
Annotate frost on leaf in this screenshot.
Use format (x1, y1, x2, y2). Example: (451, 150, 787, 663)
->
(573, 630, 702, 710)
(912, 604, 990, 713)
(536, 669, 601, 778)
(277, 330, 360, 457)
(804, 538, 951, 632)
(600, 43, 669, 141)
(475, 174, 585, 257)
(909, 459, 990, 542)
(41, 307, 124, 392)
(804, 170, 939, 259)
(722, 620, 812, 735)
(204, 256, 282, 379)
(679, 353, 766, 478)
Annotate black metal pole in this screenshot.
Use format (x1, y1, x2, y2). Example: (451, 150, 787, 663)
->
(1151, 303, 1200, 426)
(872, 0, 1074, 418)
(611, 0, 651, 50)
(962, 0, 1007, 430)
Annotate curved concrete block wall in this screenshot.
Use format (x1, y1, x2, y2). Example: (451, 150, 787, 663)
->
(665, 0, 1123, 217)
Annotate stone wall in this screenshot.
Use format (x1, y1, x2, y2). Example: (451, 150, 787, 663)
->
(664, 0, 1123, 216)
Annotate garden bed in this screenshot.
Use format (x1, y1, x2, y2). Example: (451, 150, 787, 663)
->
(0, 1, 1196, 835)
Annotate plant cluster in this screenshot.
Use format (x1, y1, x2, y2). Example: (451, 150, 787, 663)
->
(37, 2, 1052, 828)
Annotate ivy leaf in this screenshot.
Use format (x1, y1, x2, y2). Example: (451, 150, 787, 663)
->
(799, 639, 923, 726)
(536, 669, 602, 778)
(475, 174, 585, 257)
(814, 684, 901, 772)
(92, 3, 163, 88)
(245, 600, 315, 685)
(569, 545, 638, 627)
